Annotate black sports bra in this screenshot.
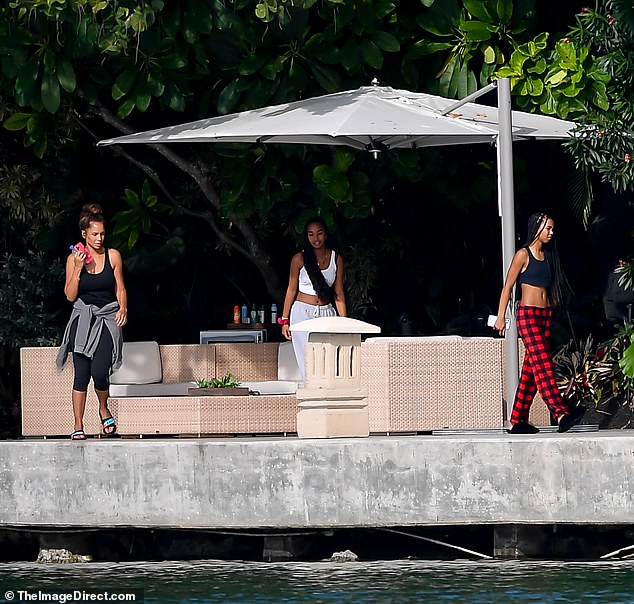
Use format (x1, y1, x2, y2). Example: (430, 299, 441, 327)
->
(78, 249, 116, 308)
(518, 247, 551, 287)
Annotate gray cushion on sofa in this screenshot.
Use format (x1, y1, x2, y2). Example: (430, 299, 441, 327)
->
(110, 381, 196, 397)
(110, 341, 163, 384)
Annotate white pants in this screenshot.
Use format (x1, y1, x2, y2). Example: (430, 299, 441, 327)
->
(290, 300, 337, 382)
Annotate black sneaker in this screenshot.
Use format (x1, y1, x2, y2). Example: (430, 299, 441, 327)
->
(507, 421, 540, 434)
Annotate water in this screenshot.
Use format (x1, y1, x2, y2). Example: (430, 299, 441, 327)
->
(2, 560, 634, 603)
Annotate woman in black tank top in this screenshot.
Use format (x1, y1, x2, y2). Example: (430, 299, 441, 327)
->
(77, 247, 117, 307)
(494, 212, 582, 435)
(62, 203, 128, 440)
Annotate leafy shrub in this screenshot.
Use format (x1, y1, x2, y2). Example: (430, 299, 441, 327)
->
(196, 371, 240, 389)
(0, 252, 65, 348)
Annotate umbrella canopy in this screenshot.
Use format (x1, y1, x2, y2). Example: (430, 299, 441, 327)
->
(98, 80, 576, 425)
(97, 84, 574, 150)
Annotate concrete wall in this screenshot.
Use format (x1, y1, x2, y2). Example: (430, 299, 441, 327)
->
(1, 433, 632, 529)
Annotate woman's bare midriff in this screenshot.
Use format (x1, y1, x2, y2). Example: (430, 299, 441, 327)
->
(520, 284, 550, 308)
(297, 292, 330, 306)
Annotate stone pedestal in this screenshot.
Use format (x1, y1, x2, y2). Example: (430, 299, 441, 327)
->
(292, 317, 380, 439)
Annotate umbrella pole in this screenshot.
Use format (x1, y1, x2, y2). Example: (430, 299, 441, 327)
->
(497, 78, 519, 425)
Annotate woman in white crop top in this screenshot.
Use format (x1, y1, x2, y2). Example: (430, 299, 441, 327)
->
(280, 217, 347, 382)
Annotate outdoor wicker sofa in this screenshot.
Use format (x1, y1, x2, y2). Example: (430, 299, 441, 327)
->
(20, 341, 300, 437)
(21, 336, 550, 438)
(362, 336, 551, 432)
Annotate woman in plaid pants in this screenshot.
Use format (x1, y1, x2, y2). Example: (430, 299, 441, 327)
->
(494, 212, 584, 434)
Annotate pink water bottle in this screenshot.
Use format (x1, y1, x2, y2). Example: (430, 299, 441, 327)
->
(69, 242, 93, 264)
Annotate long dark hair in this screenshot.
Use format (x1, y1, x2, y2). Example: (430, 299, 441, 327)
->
(524, 211, 572, 308)
(302, 216, 336, 304)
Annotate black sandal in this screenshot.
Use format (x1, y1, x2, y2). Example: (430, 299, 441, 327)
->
(71, 429, 87, 440)
(99, 412, 117, 436)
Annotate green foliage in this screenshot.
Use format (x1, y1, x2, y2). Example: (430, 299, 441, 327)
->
(600, 323, 634, 401)
(554, 336, 602, 405)
(0, 1, 210, 151)
(505, 2, 634, 194)
(616, 262, 634, 291)
(107, 180, 186, 276)
(0, 0, 616, 332)
(196, 371, 240, 388)
(343, 243, 377, 318)
(0, 252, 64, 348)
(411, 0, 537, 96)
(561, 2, 634, 193)
(496, 33, 609, 118)
(554, 324, 634, 408)
(620, 340, 634, 379)
(0, 161, 62, 250)
(110, 179, 169, 251)
(312, 148, 374, 219)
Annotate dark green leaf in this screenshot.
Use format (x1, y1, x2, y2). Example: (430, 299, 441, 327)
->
(15, 54, 40, 103)
(438, 56, 458, 97)
(496, 0, 513, 24)
(619, 341, 634, 378)
(112, 69, 137, 100)
(117, 98, 136, 119)
(404, 40, 453, 61)
(340, 41, 361, 72)
(134, 92, 151, 112)
(313, 164, 349, 201)
(40, 72, 60, 113)
(261, 56, 285, 81)
(238, 52, 269, 76)
(3, 112, 31, 131)
(288, 60, 308, 90)
(217, 80, 240, 114)
(371, 31, 400, 53)
(463, 0, 495, 22)
(309, 63, 341, 92)
(56, 57, 76, 93)
(416, 1, 459, 37)
(461, 20, 493, 42)
(333, 148, 355, 173)
(361, 41, 383, 70)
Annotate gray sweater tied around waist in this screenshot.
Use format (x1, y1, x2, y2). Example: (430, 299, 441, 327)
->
(56, 299, 123, 373)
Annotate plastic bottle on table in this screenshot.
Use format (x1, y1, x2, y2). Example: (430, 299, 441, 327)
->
(233, 305, 240, 325)
(241, 303, 248, 324)
(271, 303, 278, 324)
(250, 304, 257, 324)
(258, 305, 265, 324)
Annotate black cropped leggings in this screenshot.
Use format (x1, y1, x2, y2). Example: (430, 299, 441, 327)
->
(68, 317, 114, 392)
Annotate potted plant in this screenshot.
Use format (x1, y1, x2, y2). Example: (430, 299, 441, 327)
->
(554, 325, 634, 429)
(188, 371, 249, 396)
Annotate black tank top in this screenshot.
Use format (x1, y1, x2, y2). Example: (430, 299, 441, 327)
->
(518, 246, 551, 287)
(78, 249, 116, 308)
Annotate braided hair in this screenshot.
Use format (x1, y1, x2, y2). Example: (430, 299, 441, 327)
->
(301, 217, 336, 305)
(524, 211, 572, 308)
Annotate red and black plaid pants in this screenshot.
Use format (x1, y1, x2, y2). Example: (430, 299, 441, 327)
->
(511, 303, 567, 424)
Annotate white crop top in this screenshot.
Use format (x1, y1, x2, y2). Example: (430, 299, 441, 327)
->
(298, 251, 337, 296)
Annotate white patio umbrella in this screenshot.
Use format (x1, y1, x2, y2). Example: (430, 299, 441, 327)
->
(98, 79, 576, 423)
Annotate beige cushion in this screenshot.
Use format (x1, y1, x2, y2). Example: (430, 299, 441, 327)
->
(110, 341, 162, 385)
(364, 335, 463, 343)
(278, 341, 302, 382)
(239, 380, 298, 395)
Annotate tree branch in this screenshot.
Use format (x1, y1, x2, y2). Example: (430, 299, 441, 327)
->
(77, 95, 284, 300)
